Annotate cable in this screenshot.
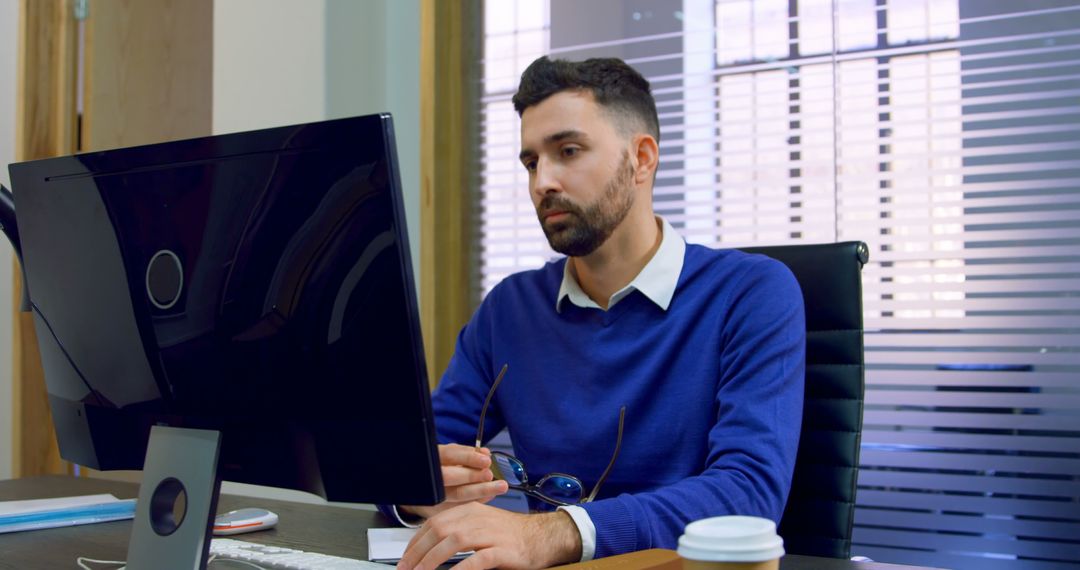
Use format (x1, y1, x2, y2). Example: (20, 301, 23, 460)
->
(0, 183, 21, 254)
(75, 557, 125, 570)
(0, 182, 31, 311)
(75, 555, 269, 569)
(207, 555, 267, 569)
(30, 301, 106, 407)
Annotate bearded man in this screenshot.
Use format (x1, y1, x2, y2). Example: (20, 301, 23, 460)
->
(388, 56, 806, 570)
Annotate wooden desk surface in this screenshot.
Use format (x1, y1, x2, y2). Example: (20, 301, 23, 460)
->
(0, 475, 382, 568)
(0, 476, 943, 570)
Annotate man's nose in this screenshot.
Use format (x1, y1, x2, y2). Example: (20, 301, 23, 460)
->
(532, 158, 561, 197)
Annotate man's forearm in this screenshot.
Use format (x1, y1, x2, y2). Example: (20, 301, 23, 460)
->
(533, 510, 583, 567)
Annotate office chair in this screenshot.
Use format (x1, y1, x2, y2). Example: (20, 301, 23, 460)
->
(739, 241, 868, 559)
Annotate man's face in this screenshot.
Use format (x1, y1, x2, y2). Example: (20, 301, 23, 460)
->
(518, 91, 636, 257)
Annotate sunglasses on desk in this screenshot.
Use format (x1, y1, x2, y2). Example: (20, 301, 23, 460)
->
(475, 364, 626, 508)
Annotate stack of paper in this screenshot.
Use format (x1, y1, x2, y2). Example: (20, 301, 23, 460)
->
(367, 527, 473, 564)
(0, 494, 137, 534)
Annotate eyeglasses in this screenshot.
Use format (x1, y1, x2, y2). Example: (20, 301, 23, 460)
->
(475, 364, 625, 507)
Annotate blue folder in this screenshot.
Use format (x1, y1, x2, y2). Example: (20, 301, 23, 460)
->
(0, 497, 137, 534)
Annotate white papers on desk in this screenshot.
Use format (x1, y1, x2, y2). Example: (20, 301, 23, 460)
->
(0, 494, 137, 534)
(366, 527, 473, 563)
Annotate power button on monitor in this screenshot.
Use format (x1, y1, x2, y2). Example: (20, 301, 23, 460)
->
(146, 250, 184, 310)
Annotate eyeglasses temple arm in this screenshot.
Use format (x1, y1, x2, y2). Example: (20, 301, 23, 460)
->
(475, 364, 508, 450)
(584, 405, 625, 503)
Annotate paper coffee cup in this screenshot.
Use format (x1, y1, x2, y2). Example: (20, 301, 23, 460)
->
(677, 516, 784, 569)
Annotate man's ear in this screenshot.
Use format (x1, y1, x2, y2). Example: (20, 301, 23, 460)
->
(631, 134, 659, 185)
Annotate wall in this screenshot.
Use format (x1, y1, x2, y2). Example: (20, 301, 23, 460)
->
(212, 1, 328, 133)
(326, 0, 422, 273)
(214, 0, 421, 277)
(0, 0, 17, 480)
(212, 0, 421, 504)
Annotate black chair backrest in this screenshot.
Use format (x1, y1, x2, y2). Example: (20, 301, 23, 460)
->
(739, 241, 868, 559)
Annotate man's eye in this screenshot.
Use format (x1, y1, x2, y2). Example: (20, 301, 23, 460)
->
(562, 147, 579, 158)
(523, 160, 537, 172)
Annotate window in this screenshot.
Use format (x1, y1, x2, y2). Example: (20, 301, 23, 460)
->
(479, 0, 551, 294)
(477, 2, 1080, 567)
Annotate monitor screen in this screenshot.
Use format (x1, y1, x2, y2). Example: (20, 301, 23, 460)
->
(9, 114, 443, 506)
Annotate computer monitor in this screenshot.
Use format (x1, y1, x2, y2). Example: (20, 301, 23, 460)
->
(8, 114, 444, 567)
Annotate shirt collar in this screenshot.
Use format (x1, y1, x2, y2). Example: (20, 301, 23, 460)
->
(556, 216, 686, 313)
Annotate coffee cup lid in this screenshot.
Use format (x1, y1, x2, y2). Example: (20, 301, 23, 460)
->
(677, 516, 785, 562)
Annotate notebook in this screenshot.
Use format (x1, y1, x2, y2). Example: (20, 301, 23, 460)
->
(0, 494, 137, 534)
(366, 527, 473, 563)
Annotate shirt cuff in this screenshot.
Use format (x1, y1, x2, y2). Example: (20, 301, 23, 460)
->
(390, 505, 423, 529)
(558, 505, 596, 562)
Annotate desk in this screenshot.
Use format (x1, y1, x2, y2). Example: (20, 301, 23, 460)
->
(1, 476, 940, 570)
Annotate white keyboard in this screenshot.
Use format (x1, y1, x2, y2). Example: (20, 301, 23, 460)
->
(209, 538, 391, 569)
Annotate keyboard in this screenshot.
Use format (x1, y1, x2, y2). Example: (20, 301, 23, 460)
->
(209, 538, 391, 569)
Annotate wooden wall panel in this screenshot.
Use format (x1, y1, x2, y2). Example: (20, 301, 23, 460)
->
(13, 0, 212, 478)
(420, 0, 481, 388)
(13, 0, 80, 478)
(82, 0, 212, 150)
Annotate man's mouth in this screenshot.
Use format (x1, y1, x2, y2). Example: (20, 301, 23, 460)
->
(543, 210, 569, 222)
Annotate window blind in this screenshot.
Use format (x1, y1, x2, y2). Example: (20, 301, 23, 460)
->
(477, 2, 1080, 567)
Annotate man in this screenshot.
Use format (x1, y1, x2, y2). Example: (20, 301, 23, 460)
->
(392, 56, 805, 570)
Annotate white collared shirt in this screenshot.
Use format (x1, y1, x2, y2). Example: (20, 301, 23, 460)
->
(557, 216, 685, 561)
(556, 216, 685, 313)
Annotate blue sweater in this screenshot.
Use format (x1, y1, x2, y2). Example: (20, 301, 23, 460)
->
(431, 244, 805, 558)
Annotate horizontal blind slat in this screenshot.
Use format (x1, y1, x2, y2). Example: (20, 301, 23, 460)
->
(861, 430, 1080, 455)
(855, 508, 1080, 541)
(866, 337, 1080, 350)
(851, 528, 1080, 561)
(867, 370, 1078, 388)
(858, 450, 1080, 475)
(865, 298, 1080, 311)
(864, 389, 1080, 409)
(854, 490, 1080, 519)
(864, 315, 1080, 328)
(866, 352, 1080, 368)
(861, 246, 1080, 262)
(863, 410, 1077, 431)
(847, 547, 1067, 570)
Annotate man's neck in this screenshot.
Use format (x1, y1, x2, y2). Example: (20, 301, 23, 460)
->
(570, 212, 662, 310)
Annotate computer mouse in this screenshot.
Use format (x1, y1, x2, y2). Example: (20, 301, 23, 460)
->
(212, 508, 279, 536)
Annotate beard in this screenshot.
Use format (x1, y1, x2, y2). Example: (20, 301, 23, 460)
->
(536, 152, 636, 257)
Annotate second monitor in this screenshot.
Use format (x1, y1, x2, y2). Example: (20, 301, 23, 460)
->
(9, 114, 443, 507)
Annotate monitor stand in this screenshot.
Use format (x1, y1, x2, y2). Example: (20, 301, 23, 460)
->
(126, 425, 223, 570)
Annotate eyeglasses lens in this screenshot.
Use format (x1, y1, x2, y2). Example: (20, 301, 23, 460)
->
(492, 453, 527, 486)
(537, 475, 583, 504)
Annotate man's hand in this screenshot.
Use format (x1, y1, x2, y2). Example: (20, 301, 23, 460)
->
(397, 502, 582, 570)
(400, 444, 509, 519)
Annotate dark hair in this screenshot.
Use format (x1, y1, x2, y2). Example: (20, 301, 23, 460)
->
(512, 56, 660, 142)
